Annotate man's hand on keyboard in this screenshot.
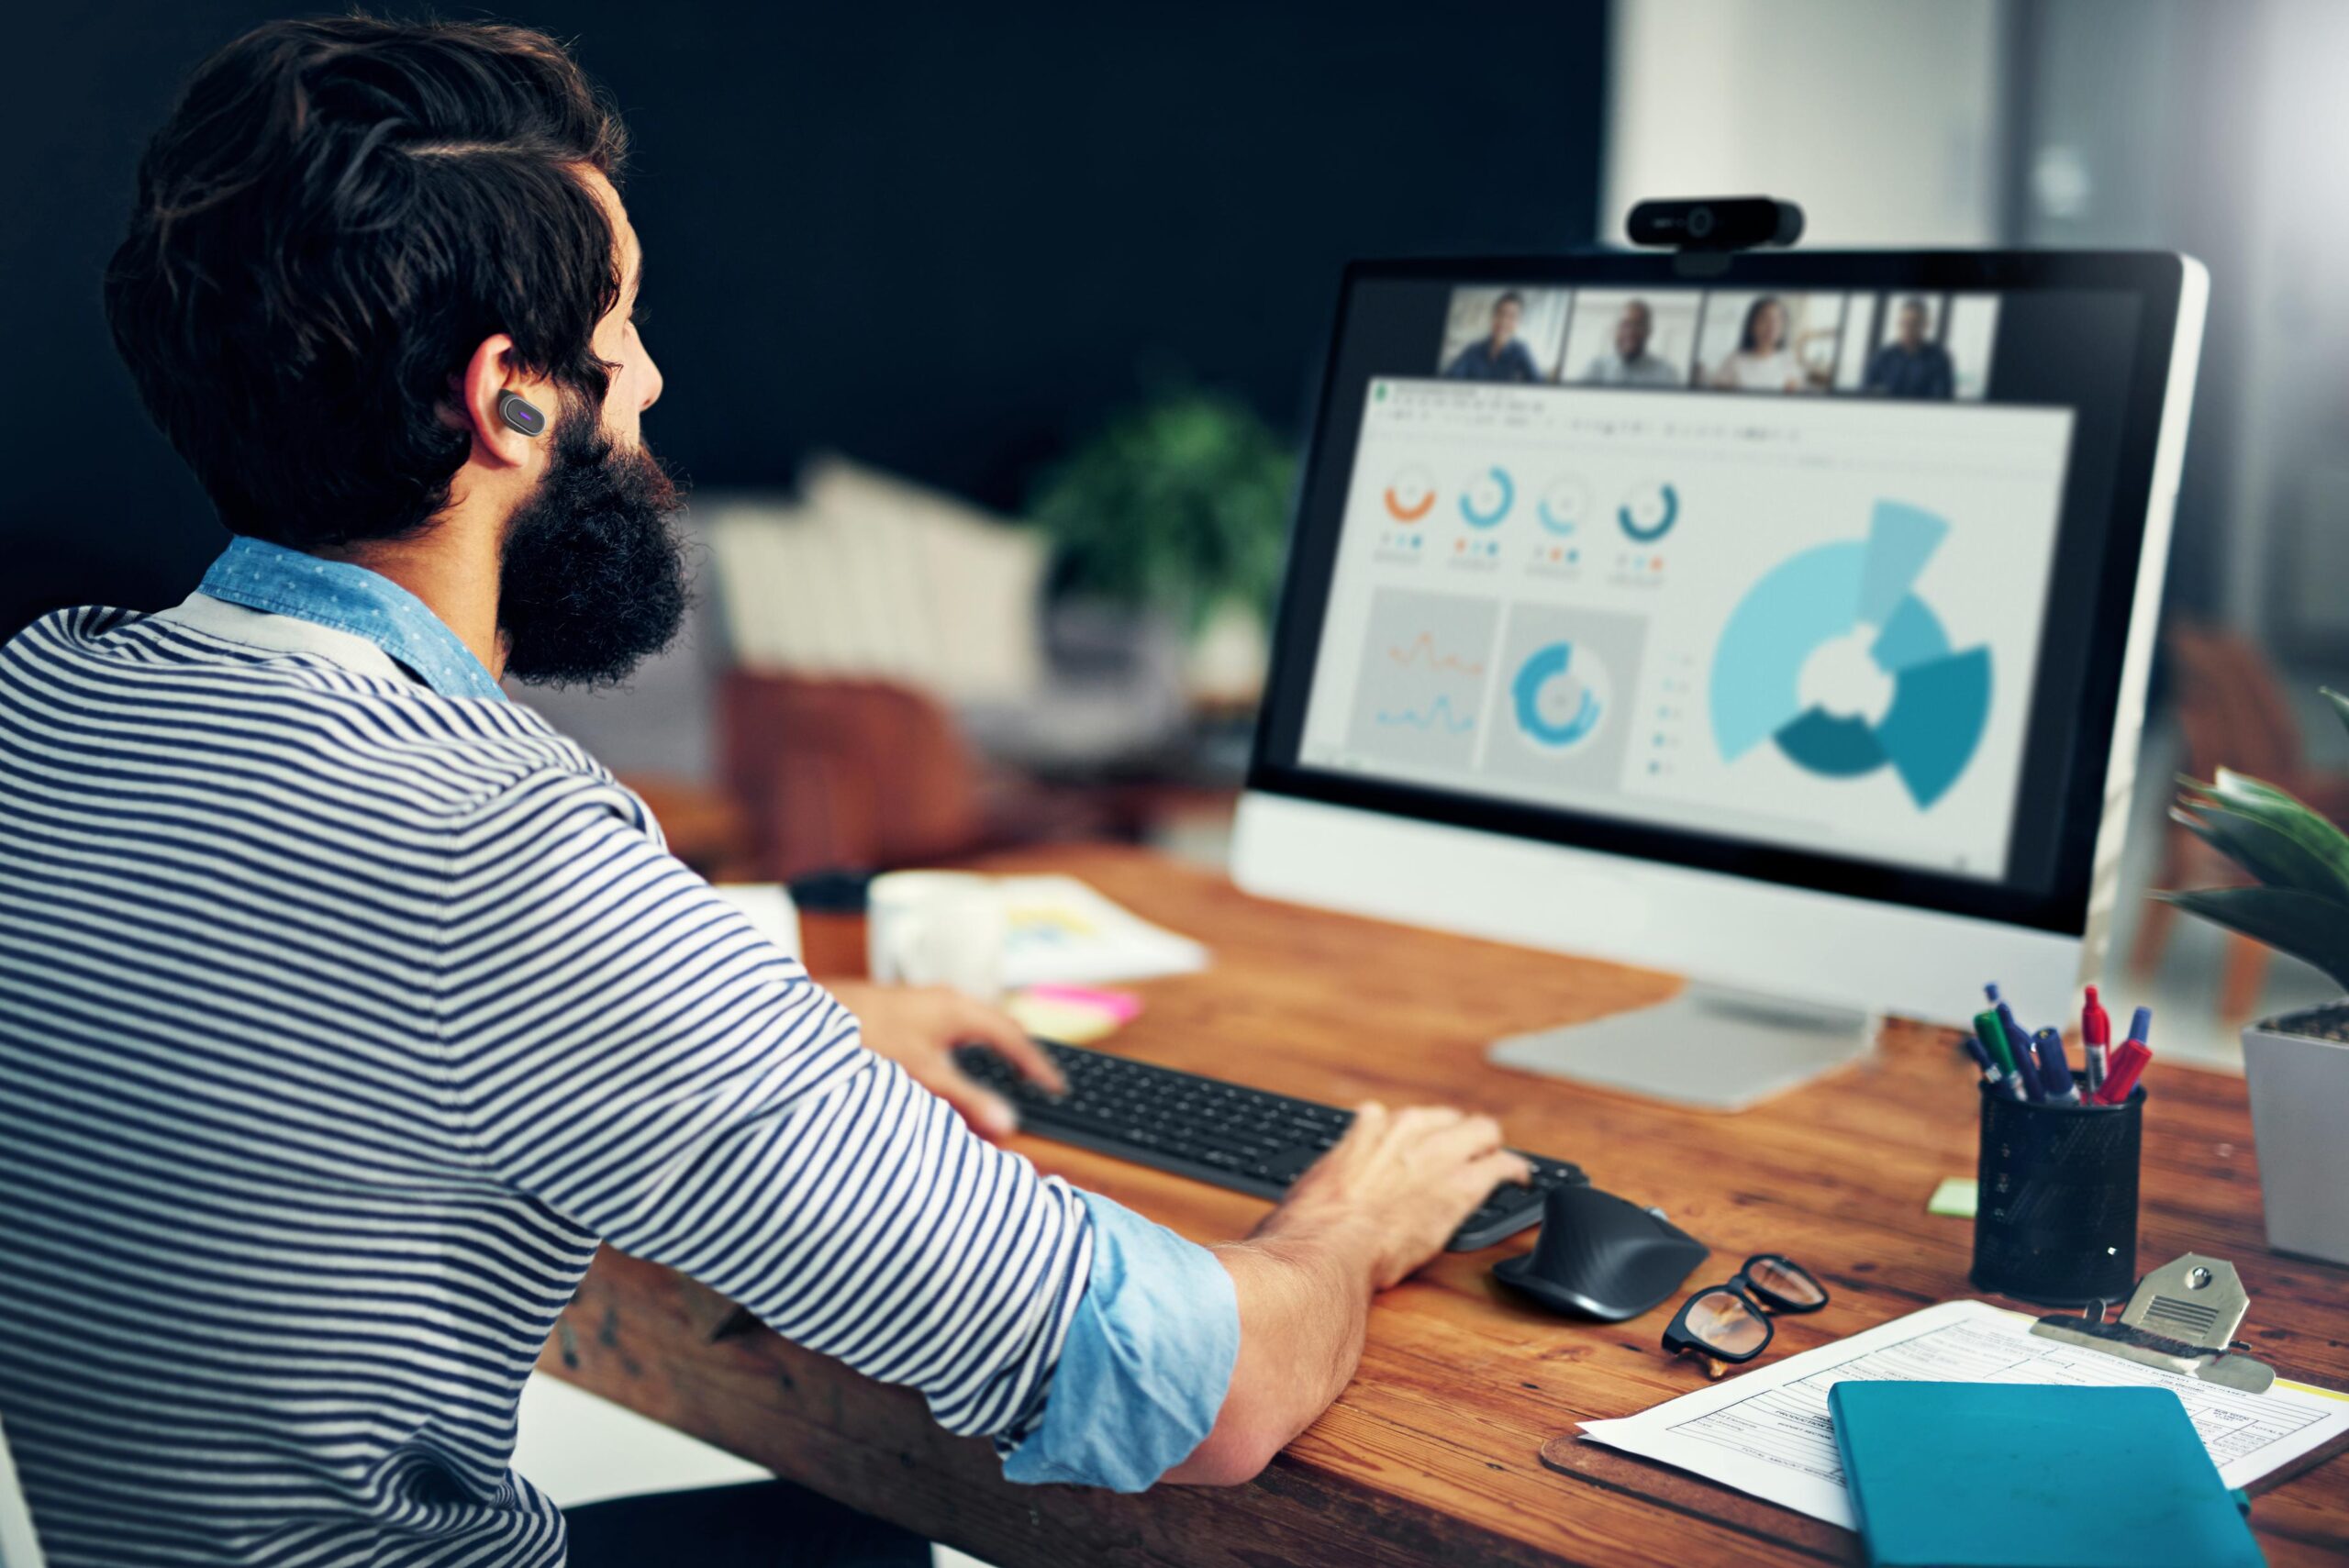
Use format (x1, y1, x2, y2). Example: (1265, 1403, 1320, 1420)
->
(1260, 1104, 1533, 1290)
(828, 982, 1067, 1140)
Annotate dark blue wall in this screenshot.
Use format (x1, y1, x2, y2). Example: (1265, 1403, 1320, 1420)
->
(1, 3, 1608, 635)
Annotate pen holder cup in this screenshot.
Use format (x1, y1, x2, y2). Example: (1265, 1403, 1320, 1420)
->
(1970, 1077, 2142, 1307)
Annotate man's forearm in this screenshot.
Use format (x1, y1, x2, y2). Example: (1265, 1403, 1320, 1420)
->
(1161, 1220, 1379, 1485)
(1153, 1103, 1523, 1486)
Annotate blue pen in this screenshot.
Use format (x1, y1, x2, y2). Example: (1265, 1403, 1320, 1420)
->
(1958, 1029, 2002, 1094)
(2032, 1027, 2080, 1105)
(1997, 1002, 2043, 1099)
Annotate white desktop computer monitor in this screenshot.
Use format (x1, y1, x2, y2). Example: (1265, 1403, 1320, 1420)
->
(1234, 252, 2207, 1107)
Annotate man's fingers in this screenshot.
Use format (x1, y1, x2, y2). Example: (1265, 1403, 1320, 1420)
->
(1393, 1104, 1466, 1134)
(1468, 1149, 1536, 1190)
(1428, 1112, 1508, 1161)
(949, 995, 1065, 1094)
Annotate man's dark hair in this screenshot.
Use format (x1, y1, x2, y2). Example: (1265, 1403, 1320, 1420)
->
(104, 15, 629, 550)
(1495, 291, 1524, 312)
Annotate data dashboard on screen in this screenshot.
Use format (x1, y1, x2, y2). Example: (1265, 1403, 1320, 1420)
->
(1293, 380, 2072, 881)
(1250, 260, 2188, 927)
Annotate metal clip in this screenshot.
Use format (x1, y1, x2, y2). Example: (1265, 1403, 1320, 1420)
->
(2029, 1253, 2276, 1394)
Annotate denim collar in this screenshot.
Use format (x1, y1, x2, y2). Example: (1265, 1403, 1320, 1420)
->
(196, 537, 507, 703)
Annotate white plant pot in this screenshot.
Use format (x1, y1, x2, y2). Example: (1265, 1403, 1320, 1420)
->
(1183, 599, 1270, 706)
(2241, 1002, 2349, 1266)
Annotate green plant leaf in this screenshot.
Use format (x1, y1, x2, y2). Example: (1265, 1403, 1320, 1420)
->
(2170, 801, 2349, 904)
(2155, 885, 2349, 994)
(2325, 687, 2349, 744)
(1028, 387, 1297, 627)
(2193, 768, 2349, 890)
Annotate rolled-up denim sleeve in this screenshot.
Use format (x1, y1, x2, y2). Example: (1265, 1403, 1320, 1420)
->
(1000, 1190, 1241, 1491)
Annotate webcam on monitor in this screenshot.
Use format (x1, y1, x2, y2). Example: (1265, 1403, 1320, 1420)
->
(1627, 196, 1805, 252)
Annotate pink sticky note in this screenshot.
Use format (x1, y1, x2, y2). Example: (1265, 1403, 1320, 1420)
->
(1021, 984, 1143, 1023)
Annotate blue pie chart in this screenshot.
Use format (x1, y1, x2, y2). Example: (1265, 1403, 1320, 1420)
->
(1709, 500, 1989, 809)
(1512, 641, 1607, 750)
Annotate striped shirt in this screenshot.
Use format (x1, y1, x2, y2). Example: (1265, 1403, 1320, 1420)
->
(0, 545, 1234, 1567)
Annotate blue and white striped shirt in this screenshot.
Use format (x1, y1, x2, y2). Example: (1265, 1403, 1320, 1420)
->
(0, 547, 1235, 1567)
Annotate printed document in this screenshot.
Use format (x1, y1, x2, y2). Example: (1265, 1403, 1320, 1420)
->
(1578, 1298, 2349, 1529)
(996, 875, 1208, 987)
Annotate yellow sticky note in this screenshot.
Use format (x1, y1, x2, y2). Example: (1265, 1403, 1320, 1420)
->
(1004, 994, 1122, 1045)
(1928, 1177, 1978, 1218)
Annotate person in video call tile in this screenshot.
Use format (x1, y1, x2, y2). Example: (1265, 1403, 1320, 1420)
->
(1579, 298, 1683, 387)
(1707, 295, 1809, 392)
(1444, 290, 1543, 382)
(1865, 295, 1957, 399)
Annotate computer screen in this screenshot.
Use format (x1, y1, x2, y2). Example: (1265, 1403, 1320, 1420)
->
(1252, 254, 2193, 938)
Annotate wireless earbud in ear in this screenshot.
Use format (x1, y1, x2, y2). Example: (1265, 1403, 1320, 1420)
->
(496, 390, 548, 438)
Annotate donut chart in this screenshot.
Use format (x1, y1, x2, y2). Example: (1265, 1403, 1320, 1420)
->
(1618, 482, 1679, 542)
(1537, 477, 1589, 536)
(1383, 468, 1436, 522)
(1709, 500, 1989, 809)
(1511, 640, 1609, 751)
(1461, 466, 1515, 528)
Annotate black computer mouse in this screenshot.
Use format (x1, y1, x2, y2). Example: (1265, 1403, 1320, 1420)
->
(1492, 1183, 1709, 1321)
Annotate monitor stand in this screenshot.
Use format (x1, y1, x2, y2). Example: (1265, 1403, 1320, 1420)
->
(1487, 983, 1877, 1111)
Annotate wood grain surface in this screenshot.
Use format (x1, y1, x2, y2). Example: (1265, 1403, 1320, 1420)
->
(539, 843, 2349, 1566)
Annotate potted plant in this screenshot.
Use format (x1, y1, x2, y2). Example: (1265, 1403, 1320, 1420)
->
(2163, 688, 2349, 1265)
(1028, 386, 1296, 707)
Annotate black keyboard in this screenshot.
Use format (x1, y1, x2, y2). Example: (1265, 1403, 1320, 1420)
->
(955, 1039, 1586, 1251)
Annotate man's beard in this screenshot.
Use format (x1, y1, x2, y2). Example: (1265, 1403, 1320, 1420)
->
(497, 401, 691, 688)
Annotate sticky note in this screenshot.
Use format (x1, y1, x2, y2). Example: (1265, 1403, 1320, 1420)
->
(1004, 987, 1141, 1045)
(1927, 1177, 1978, 1218)
(1022, 984, 1143, 1023)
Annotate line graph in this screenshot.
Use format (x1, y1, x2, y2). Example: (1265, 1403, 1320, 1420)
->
(1386, 632, 1486, 675)
(1375, 695, 1476, 733)
(1348, 587, 1498, 768)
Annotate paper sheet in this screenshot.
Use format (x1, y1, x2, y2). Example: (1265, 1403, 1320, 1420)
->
(1578, 1298, 2349, 1529)
(995, 876, 1208, 988)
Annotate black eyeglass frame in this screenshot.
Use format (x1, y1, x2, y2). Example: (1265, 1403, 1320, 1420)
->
(1660, 1253, 1830, 1365)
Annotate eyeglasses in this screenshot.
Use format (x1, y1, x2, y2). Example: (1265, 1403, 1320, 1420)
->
(1661, 1254, 1829, 1375)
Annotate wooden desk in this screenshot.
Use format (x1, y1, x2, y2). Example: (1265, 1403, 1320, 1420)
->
(539, 844, 2349, 1566)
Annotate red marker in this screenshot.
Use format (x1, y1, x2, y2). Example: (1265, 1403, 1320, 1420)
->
(2082, 985, 2112, 1095)
(2095, 1006, 2154, 1104)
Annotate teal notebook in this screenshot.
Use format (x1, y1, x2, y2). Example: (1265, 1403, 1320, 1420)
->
(1828, 1382, 2266, 1568)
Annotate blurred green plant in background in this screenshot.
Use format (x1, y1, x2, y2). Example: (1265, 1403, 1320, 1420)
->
(1029, 387, 1296, 630)
(2165, 688, 2349, 993)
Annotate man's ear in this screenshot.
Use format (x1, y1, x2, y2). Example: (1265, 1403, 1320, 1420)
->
(453, 335, 551, 470)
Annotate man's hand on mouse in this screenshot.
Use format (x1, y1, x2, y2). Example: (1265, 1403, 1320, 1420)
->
(1256, 1103, 1532, 1291)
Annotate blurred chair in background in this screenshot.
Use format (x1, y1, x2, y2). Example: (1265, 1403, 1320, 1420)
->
(521, 456, 1210, 881)
(718, 668, 1130, 881)
(2132, 622, 2349, 1019)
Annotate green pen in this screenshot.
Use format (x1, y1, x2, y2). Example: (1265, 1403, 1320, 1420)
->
(1973, 1008, 2017, 1076)
(1972, 1009, 2029, 1100)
